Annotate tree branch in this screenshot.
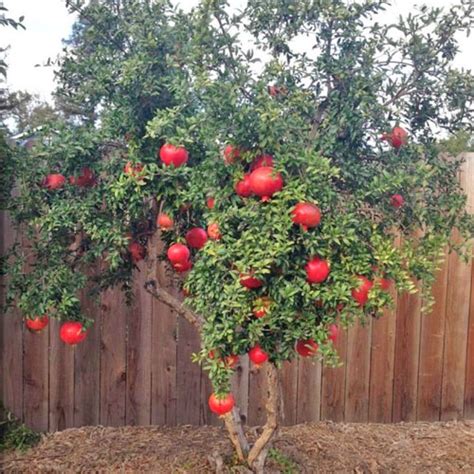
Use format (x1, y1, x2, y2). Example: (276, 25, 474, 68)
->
(144, 279, 203, 328)
(223, 406, 249, 463)
(247, 363, 280, 472)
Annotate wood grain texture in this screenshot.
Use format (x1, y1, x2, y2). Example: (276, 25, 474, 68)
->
(392, 288, 422, 422)
(280, 360, 298, 426)
(248, 363, 267, 426)
(296, 358, 321, 423)
(345, 319, 371, 422)
(49, 318, 74, 431)
(464, 257, 474, 418)
(99, 288, 127, 426)
(417, 257, 448, 421)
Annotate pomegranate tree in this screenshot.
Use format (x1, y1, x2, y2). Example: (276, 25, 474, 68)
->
(2, 1, 474, 472)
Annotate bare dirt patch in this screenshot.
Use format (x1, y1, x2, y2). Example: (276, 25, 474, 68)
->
(1, 420, 474, 472)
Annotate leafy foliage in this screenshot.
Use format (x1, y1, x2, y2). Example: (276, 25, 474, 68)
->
(2, 0, 474, 396)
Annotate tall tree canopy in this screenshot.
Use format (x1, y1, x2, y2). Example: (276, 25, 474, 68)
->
(2, 0, 474, 470)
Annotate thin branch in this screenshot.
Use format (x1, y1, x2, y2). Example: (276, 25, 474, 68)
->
(144, 279, 203, 327)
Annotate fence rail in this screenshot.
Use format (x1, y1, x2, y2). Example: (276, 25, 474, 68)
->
(1, 153, 473, 432)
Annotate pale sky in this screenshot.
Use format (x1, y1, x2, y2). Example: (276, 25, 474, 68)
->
(2, 0, 473, 103)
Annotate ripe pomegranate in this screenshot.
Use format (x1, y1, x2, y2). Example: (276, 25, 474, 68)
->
(305, 257, 330, 284)
(173, 260, 192, 273)
(378, 277, 392, 291)
(185, 227, 208, 249)
(71, 167, 96, 187)
(240, 273, 263, 289)
(249, 345, 269, 365)
(382, 126, 408, 149)
(159, 143, 189, 167)
(390, 194, 404, 208)
(43, 173, 66, 190)
(291, 203, 321, 231)
(223, 145, 241, 164)
(124, 161, 144, 177)
(296, 339, 318, 357)
(60, 321, 88, 345)
(206, 197, 215, 209)
(208, 392, 235, 415)
(235, 174, 252, 197)
(129, 241, 146, 263)
(249, 166, 283, 201)
(225, 354, 239, 369)
(267, 85, 288, 97)
(157, 213, 173, 230)
(207, 222, 221, 240)
(328, 324, 340, 342)
(253, 297, 271, 318)
(167, 243, 191, 265)
(351, 275, 373, 306)
(250, 154, 274, 170)
(25, 315, 49, 332)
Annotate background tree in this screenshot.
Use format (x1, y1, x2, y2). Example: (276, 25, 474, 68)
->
(2, 0, 474, 471)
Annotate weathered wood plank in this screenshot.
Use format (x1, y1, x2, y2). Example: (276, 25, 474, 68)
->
(345, 319, 371, 422)
(280, 360, 298, 426)
(296, 358, 321, 423)
(99, 288, 127, 426)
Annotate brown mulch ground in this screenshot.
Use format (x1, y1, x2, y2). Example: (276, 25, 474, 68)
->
(1, 420, 474, 473)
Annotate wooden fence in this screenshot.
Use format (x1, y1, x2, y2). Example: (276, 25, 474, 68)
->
(1, 154, 473, 432)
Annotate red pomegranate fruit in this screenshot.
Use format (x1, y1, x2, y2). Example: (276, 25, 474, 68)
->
(382, 126, 408, 149)
(390, 194, 404, 208)
(60, 321, 88, 345)
(250, 154, 274, 170)
(167, 243, 191, 265)
(185, 228, 208, 249)
(129, 241, 146, 263)
(25, 315, 49, 332)
(173, 260, 192, 273)
(240, 273, 263, 289)
(225, 354, 239, 369)
(305, 257, 330, 284)
(208, 392, 235, 416)
(207, 222, 221, 240)
(124, 161, 144, 177)
(328, 324, 340, 342)
(249, 345, 269, 365)
(296, 339, 318, 357)
(43, 173, 66, 190)
(72, 167, 96, 187)
(157, 213, 174, 230)
(159, 143, 189, 167)
(253, 297, 271, 318)
(291, 202, 322, 231)
(235, 174, 253, 197)
(223, 145, 241, 164)
(206, 197, 215, 209)
(351, 275, 373, 306)
(248, 166, 283, 201)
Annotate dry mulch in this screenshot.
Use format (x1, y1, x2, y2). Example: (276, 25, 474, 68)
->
(1, 420, 474, 473)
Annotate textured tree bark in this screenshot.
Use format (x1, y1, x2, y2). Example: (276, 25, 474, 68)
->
(223, 406, 249, 462)
(247, 363, 280, 473)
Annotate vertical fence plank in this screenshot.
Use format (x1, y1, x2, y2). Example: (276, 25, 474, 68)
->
(0, 211, 24, 421)
(73, 287, 100, 427)
(49, 318, 74, 431)
(280, 360, 298, 426)
(369, 302, 397, 423)
(345, 319, 371, 422)
(416, 257, 449, 421)
(248, 365, 267, 426)
(232, 355, 250, 425)
(23, 328, 49, 431)
(296, 359, 321, 423)
(176, 318, 201, 425)
(464, 259, 474, 417)
(99, 288, 127, 426)
(321, 329, 347, 421)
(151, 253, 177, 426)
(392, 287, 422, 422)
(126, 259, 153, 426)
(441, 155, 474, 420)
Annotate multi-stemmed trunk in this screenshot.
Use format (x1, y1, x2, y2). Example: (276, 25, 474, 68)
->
(145, 280, 281, 473)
